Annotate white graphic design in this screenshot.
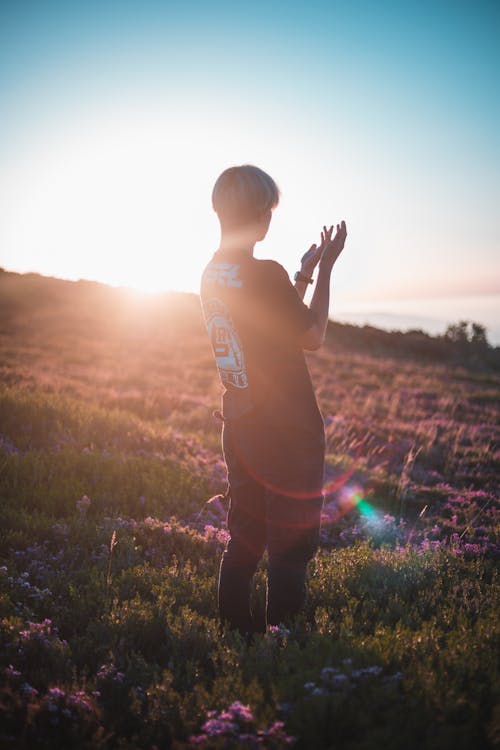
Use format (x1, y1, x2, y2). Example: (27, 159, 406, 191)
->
(203, 298, 248, 389)
(203, 263, 242, 288)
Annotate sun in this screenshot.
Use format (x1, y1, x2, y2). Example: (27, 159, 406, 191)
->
(1, 105, 226, 295)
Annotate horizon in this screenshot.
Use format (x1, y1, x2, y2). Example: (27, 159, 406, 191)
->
(3, 266, 499, 346)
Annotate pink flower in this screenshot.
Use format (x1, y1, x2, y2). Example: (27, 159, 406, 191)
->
(228, 701, 254, 722)
(76, 495, 91, 514)
(202, 717, 238, 736)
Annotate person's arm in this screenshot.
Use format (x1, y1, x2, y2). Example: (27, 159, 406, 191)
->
(294, 243, 322, 301)
(301, 221, 347, 350)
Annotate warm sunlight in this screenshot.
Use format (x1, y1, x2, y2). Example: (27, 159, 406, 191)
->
(1, 3, 499, 745)
(2, 106, 227, 293)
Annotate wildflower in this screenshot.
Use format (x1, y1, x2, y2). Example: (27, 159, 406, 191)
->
(203, 524, 230, 546)
(202, 717, 238, 736)
(20, 682, 38, 696)
(262, 720, 295, 744)
(188, 736, 209, 746)
(52, 522, 69, 536)
(76, 495, 91, 514)
(227, 701, 254, 722)
(48, 687, 66, 699)
(19, 618, 57, 642)
(0, 435, 20, 455)
(268, 624, 291, 639)
(144, 516, 161, 528)
(385, 671, 404, 682)
(69, 690, 94, 711)
(360, 666, 383, 677)
(97, 663, 125, 683)
(5, 664, 21, 678)
(312, 686, 327, 696)
(191, 703, 295, 747)
(329, 673, 350, 689)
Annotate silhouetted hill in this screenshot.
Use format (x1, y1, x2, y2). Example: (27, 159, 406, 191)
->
(1, 269, 498, 371)
(325, 320, 500, 370)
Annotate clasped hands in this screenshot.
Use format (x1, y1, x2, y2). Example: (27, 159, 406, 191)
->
(300, 221, 347, 278)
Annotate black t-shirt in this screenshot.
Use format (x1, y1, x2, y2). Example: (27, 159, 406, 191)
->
(200, 250, 324, 439)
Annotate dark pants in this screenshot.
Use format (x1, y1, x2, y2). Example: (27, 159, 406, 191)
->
(219, 410, 324, 635)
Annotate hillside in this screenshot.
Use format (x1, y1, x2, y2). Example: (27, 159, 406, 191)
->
(1, 270, 499, 373)
(0, 270, 499, 749)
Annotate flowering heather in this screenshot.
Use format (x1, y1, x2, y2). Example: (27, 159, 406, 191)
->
(0, 276, 498, 749)
(76, 494, 91, 514)
(96, 663, 125, 683)
(202, 524, 230, 546)
(190, 702, 295, 748)
(18, 619, 66, 649)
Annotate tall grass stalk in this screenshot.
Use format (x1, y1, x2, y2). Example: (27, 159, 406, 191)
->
(106, 529, 118, 597)
(397, 444, 422, 518)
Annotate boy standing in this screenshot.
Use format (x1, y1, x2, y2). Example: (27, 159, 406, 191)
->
(200, 165, 347, 635)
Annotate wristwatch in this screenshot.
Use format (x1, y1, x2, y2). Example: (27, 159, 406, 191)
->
(294, 270, 314, 285)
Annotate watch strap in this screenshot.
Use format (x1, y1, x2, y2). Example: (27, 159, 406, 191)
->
(294, 270, 314, 285)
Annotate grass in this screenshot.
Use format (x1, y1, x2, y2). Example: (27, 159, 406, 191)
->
(0, 271, 499, 749)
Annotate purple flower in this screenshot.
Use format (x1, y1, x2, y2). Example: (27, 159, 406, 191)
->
(20, 682, 38, 696)
(261, 721, 296, 745)
(76, 495, 91, 513)
(202, 717, 238, 736)
(18, 618, 66, 648)
(5, 664, 21, 678)
(48, 687, 66, 699)
(187, 735, 209, 745)
(192, 702, 296, 747)
(228, 701, 254, 722)
(69, 690, 93, 711)
(97, 663, 125, 683)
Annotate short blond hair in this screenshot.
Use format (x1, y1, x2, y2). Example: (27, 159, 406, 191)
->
(212, 165, 280, 227)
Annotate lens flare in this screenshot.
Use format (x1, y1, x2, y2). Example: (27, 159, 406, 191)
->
(357, 498, 379, 522)
(322, 482, 380, 526)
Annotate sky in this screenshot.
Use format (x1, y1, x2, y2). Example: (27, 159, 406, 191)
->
(1, 0, 499, 341)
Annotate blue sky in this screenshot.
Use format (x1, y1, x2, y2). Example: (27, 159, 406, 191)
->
(1, 0, 499, 338)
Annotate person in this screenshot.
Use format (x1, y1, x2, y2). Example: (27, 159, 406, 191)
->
(200, 164, 347, 636)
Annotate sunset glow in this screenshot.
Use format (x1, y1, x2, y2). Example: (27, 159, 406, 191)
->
(1, 1, 499, 338)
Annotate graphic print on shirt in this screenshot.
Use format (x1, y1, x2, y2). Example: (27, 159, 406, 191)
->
(203, 297, 248, 389)
(203, 262, 243, 288)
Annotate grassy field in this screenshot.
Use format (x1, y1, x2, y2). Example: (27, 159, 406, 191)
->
(0, 270, 499, 749)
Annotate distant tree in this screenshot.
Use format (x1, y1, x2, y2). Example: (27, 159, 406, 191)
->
(470, 322, 489, 347)
(444, 320, 469, 345)
(444, 320, 490, 354)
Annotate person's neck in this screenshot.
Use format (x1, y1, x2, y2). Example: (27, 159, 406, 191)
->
(218, 229, 256, 256)
(218, 241, 254, 256)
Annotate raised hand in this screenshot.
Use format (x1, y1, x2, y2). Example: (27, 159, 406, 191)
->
(319, 221, 347, 268)
(300, 242, 323, 278)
